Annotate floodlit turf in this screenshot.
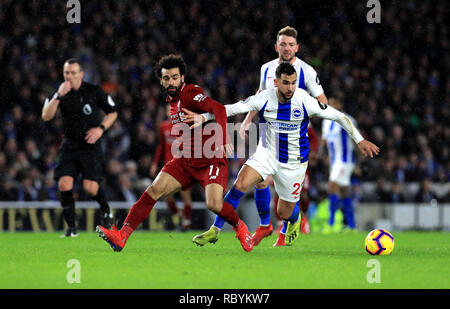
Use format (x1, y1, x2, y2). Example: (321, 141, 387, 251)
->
(0, 230, 448, 289)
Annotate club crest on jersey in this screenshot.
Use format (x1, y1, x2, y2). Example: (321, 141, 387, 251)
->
(82, 104, 92, 115)
(291, 108, 303, 119)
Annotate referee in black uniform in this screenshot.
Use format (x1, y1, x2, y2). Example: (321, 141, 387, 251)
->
(42, 58, 118, 237)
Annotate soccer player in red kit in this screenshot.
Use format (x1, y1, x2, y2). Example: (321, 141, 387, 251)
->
(96, 54, 254, 252)
(151, 104, 193, 230)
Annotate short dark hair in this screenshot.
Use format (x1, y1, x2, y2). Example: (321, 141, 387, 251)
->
(275, 62, 297, 79)
(64, 58, 83, 71)
(155, 54, 187, 78)
(277, 26, 298, 41)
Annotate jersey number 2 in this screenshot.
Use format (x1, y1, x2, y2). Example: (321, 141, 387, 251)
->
(292, 182, 302, 196)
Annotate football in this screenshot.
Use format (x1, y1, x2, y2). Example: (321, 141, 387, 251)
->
(365, 229, 395, 255)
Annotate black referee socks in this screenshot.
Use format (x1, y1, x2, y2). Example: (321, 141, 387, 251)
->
(91, 186, 111, 214)
(60, 190, 76, 228)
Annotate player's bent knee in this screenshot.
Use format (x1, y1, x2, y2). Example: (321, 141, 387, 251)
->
(58, 178, 74, 192)
(146, 185, 164, 201)
(276, 206, 291, 220)
(59, 183, 73, 192)
(83, 186, 97, 196)
(255, 181, 269, 189)
(82, 181, 99, 197)
(205, 199, 222, 213)
(233, 180, 250, 193)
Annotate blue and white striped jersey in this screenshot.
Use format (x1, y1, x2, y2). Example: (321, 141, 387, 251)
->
(322, 115, 358, 165)
(259, 57, 324, 97)
(222, 88, 364, 164)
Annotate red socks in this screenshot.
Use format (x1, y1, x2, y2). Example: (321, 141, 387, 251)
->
(218, 202, 240, 226)
(120, 193, 239, 237)
(273, 196, 282, 221)
(121, 192, 156, 238)
(167, 200, 178, 214)
(183, 203, 192, 220)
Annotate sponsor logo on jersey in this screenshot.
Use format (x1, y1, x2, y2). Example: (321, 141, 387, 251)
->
(267, 121, 299, 131)
(193, 94, 207, 102)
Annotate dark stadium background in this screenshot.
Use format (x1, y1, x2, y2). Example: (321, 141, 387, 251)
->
(0, 0, 448, 231)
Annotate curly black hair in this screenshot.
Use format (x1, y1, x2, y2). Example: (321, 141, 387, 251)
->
(154, 54, 187, 78)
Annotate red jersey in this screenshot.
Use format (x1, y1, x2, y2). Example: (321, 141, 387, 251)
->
(308, 125, 319, 153)
(153, 120, 176, 165)
(302, 125, 319, 191)
(167, 82, 228, 168)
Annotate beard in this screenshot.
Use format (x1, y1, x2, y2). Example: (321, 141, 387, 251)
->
(281, 55, 294, 63)
(163, 84, 181, 98)
(279, 90, 294, 102)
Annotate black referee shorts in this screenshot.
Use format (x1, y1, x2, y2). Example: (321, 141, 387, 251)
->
(54, 140, 105, 183)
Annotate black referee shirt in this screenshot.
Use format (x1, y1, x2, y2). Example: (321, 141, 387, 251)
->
(50, 81, 117, 146)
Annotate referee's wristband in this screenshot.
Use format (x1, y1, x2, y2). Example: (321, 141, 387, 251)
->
(99, 124, 106, 131)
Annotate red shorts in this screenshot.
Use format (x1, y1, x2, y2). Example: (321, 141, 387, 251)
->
(302, 170, 310, 192)
(162, 157, 228, 191)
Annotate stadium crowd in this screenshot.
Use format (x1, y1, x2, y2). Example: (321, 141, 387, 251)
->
(0, 0, 448, 203)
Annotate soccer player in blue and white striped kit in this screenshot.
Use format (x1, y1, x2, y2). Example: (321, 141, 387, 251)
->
(186, 63, 379, 247)
(321, 97, 358, 232)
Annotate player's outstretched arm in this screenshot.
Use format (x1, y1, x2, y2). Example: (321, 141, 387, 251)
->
(184, 107, 258, 134)
(239, 110, 258, 139)
(306, 97, 380, 159)
(183, 94, 264, 129)
(182, 101, 253, 129)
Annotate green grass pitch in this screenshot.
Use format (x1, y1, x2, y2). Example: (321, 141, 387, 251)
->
(0, 231, 448, 289)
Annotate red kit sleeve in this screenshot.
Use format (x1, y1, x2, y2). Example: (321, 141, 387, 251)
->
(308, 126, 319, 152)
(182, 85, 228, 146)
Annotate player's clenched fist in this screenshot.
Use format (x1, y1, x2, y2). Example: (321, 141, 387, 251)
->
(57, 81, 72, 97)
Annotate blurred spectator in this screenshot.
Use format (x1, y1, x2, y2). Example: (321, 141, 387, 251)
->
(0, 177, 17, 201)
(414, 178, 439, 203)
(388, 181, 407, 203)
(116, 174, 139, 203)
(16, 169, 39, 201)
(39, 173, 59, 201)
(373, 178, 391, 203)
